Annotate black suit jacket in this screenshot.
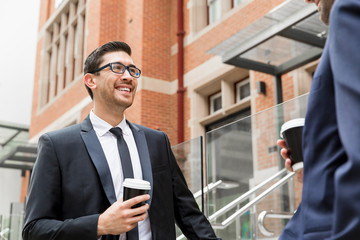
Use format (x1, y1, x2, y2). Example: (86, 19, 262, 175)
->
(23, 116, 219, 240)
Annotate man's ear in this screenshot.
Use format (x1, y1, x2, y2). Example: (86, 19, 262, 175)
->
(84, 73, 97, 90)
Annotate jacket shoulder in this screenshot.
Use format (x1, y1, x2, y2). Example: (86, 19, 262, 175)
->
(42, 123, 82, 141)
(134, 124, 162, 135)
(132, 123, 169, 142)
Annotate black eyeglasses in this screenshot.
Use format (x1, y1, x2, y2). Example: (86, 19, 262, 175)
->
(90, 62, 141, 78)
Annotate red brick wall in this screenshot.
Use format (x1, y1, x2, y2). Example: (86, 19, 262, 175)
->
(30, 79, 89, 137)
(142, 0, 171, 81)
(282, 73, 295, 102)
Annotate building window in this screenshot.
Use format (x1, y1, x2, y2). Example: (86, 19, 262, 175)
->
(40, 0, 86, 107)
(207, 0, 221, 24)
(209, 92, 222, 114)
(236, 78, 250, 102)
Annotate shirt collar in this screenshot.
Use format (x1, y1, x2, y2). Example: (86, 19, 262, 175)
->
(116, 116, 131, 136)
(89, 110, 130, 136)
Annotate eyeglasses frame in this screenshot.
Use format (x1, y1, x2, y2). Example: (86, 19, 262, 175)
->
(90, 62, 141, 78)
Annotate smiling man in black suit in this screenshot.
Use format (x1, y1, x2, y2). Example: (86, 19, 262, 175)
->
(23, 41, 220, 240)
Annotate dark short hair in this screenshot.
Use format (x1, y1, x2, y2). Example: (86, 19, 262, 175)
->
(83, 41, 132, 99)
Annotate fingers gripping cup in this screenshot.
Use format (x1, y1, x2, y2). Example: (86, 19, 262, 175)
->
(123, 178, 151, 208)
(280, 118, 305, 172)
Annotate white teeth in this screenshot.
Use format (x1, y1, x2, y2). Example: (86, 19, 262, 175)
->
(119, 88, 130, 92)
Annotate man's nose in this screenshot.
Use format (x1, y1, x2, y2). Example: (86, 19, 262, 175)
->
(122, 67, 133, 79)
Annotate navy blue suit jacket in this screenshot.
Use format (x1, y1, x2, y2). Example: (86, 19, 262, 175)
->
(23, 116, 219, 240)
(280, 0, 360, 239)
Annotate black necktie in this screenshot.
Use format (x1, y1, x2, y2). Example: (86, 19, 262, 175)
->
(110, 127, 134, 178)
(109, 127, 139, 240)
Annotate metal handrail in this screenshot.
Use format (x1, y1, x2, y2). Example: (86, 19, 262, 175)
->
(193, 180, 223, 199)
(177, 169, 295, 239)
(0, 228, 10, 240)
(211, 170, 295, 229)
(209, 168, 288, 222)
(258, 210, 294, 237)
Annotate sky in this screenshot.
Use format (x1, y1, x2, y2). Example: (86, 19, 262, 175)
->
(0, 0, 41, 126)
(0, 1, 41, 215)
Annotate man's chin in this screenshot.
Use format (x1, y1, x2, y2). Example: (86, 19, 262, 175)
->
(116, 100, 133, 109)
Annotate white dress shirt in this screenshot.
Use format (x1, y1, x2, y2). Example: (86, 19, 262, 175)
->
(90, 111, 151, 240)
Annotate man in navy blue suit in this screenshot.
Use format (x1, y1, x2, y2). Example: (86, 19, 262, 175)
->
(278, 0, 360, 239)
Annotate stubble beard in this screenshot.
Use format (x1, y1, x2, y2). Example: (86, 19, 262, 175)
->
(113, 94, 134, 113)
(99, 90, 134, 116)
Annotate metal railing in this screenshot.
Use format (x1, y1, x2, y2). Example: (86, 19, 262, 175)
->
(177, 168, 295, 239)
(193, 180, 223, 199)
(210, 169, 295, 229)
(258, 211, 294, 237)
(208, 168, 289, 224)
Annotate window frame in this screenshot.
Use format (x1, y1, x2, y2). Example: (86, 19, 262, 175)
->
(235, 78, 251, 103)
(39, 0, 86, 109)
(207, 0, 222, 25)
(209, 91, 222, 114)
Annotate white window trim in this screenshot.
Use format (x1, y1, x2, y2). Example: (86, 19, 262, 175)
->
(207, 0, 221, 25)
(209, 92, 222, 114)
(236, 78, 250, 103)
(39, 0, 86, 110)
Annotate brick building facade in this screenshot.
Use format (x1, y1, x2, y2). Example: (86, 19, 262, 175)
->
(29, 0, 316, 143)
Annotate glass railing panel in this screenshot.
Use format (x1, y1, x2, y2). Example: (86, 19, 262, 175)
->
(212, 203, 255, 240)
(171, 136, 204, 239)
(171, 136, 204, 207)
(0, 214, 24, 240)
(205, 93, 309, 239)
(172, 136, 203, 193)
(206, 113, 253, 217)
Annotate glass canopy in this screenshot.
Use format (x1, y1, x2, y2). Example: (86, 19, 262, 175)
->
(0, 122, 37, 171)
(208, 0, 328, 75)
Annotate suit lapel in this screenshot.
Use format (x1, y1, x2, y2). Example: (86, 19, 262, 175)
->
(128, 121, 154, 207)
(80, 116, 117, 205)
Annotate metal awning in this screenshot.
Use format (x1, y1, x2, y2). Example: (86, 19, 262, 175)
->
(0, 122, 37, 171)
(208, 0, 328, 76)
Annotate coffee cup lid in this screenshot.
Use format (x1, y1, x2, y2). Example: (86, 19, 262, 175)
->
(293, 162, 303, 172)
(280, 118, 305, 138)
(123, 178, 151, 190)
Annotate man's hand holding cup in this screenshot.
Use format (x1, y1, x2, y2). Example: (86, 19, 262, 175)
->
(279, 118, 305, 182)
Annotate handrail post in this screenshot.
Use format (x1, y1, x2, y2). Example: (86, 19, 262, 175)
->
(251, 205, 257, 240)
(289, 177, 296, 213)
(235, 204, 240, 240)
